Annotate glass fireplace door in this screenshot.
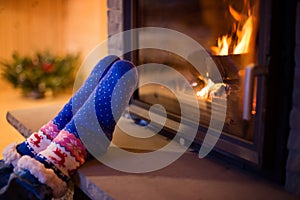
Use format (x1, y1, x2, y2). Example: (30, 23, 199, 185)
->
(126, 0, 270, 164)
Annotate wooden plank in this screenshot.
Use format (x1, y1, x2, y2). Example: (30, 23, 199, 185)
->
(6, 104, 63, 138)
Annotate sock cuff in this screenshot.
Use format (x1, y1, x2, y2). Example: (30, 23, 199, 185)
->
(2, 142, 22, 167)
(16, 155, 68, 198)
(26, 130, 53, 153)
(40, 121, 61, 140)
(37, 131, 87, 180)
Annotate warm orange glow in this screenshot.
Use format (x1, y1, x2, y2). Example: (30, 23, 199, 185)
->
(233, 14, 253, 54)
(196, 79, 215, 99)
(196, 78, 227, 101)
(197, 0, 258, 101)
(211, 3, 254, 55)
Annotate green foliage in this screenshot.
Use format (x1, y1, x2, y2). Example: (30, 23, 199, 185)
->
(1, 51, 80, 97)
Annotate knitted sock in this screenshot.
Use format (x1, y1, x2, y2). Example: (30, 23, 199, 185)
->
(3, 55, 119, 166)
(15, 60, 138, 198)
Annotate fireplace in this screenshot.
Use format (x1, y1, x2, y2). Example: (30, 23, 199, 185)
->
(107, 0, 299, 192)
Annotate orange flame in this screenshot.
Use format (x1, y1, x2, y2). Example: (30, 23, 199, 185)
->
(211, 3, 254, 55)
(196, 78, 227, 100)
(197, 1, 257, 101)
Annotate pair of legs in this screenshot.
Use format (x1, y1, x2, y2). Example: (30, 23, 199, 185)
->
(0, 55, 137, 199)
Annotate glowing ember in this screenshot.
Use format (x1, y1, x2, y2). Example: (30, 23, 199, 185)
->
(196, 79, 215, 99)
(196, 78, 228, 101)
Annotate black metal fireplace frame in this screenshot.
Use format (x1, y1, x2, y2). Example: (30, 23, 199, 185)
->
(123, 0, 297, 183)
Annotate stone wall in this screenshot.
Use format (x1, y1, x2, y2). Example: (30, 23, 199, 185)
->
(285, 2, 300, 196)
(107, 0, 124, 56)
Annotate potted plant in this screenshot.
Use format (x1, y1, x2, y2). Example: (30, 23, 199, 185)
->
(1, 51, 80, 98)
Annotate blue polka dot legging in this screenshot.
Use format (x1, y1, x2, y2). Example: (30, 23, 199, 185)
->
(16, 55, 120, 157)
(16, 59, 138, 198)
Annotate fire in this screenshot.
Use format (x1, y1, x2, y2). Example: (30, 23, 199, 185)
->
(195, 78, 228, 101)
(211, 3, 254, 55)
(233, 10, 253, 54)
(196, 0, 257, 101)
(196, 78, 215, 99)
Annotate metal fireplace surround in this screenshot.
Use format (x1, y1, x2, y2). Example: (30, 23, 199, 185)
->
(115, 0, 297, 183)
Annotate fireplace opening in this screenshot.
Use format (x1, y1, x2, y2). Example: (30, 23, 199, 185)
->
(134, 0, 261, 142)
(126, 0, 263, 161)
(118, 0, 297, 184)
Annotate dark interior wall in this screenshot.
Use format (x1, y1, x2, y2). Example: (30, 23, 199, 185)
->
(285, 0, 300, 196)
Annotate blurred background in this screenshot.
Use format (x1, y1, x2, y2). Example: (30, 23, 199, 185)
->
(0, 0, 108, 158)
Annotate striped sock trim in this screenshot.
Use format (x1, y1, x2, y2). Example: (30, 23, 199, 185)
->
(36, 131, 87, 180)
(26, 130, 53, 153)
(16, 121, 60, 158)
(35, 153, 70, 182)
(39, 121, 61, 140)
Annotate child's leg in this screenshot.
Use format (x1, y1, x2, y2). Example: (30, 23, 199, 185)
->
(2, 55, 119, 166)
(6, 60, 137, 198)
